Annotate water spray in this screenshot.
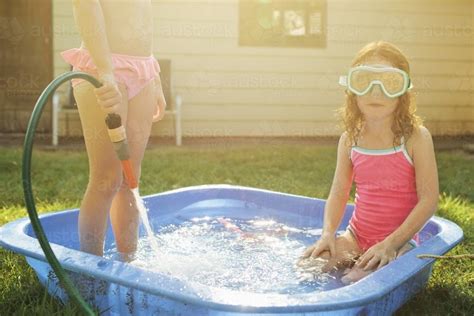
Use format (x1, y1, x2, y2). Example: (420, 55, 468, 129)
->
(105, 114, 158, 253)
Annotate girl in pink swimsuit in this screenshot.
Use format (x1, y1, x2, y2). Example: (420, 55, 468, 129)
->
(61, 0, 166, 261)
(300, 41, 439, 284)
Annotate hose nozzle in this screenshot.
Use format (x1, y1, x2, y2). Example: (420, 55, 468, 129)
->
(105, 113, 138, 189)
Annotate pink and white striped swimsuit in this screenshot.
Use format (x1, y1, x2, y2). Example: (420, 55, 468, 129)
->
(348, 137, 419, 251)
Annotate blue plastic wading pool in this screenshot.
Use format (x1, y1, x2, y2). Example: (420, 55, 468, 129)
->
(0, 185, 463, 315)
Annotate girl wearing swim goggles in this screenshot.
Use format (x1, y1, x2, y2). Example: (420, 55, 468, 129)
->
(302, 42, 438, 287)
(339, 64, 413, 98)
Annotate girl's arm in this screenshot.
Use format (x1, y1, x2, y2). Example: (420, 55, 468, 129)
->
(152, 74, 167, 122)
(384, 126, 439, 249)
(302, 132, 354, 258)
(322, 132, 354, 235)
(149, 11, 166, 122)
(72, 0, 114, 79)
(357, 126, 439, 270)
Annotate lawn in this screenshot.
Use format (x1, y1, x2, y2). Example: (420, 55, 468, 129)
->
(0, 143, 472, 315)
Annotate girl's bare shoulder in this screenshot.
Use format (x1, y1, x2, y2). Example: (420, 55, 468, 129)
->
(405, 126, 434, 157)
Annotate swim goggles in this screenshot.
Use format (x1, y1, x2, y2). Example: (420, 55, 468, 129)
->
(339, 65, 413, 98)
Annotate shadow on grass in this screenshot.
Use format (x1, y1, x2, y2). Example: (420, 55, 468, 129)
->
(396, 282, 474, 315)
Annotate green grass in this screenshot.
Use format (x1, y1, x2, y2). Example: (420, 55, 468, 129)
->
(0, 144, 472, 315)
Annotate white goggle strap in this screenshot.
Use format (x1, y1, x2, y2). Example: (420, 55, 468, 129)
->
(339, 75, 348, 87)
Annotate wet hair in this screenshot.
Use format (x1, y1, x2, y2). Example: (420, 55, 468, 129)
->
(338, 41, 422, 146)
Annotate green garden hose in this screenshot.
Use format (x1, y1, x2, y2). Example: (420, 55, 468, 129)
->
(22, 72, 101, 315)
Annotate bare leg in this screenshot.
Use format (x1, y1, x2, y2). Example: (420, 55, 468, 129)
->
(341, 266, 374, 285)
(298, 230, 362, 274)
(318, 230, 362, 272)
(341, 242, 416, 285)
(109, 80, 156, 259)
(73, 81, 128, 256)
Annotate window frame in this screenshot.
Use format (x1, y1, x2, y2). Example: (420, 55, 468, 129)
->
(239, 0, 327, 48)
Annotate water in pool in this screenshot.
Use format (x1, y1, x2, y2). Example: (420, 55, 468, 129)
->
(105, 213, 345, 294)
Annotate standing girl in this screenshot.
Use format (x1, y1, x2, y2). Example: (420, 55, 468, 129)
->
(62, 0, 166, 260)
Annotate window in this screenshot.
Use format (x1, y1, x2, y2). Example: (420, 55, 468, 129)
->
(239, 0, 327, 48)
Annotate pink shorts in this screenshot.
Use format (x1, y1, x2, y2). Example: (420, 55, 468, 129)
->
(61, 48, 161, 120)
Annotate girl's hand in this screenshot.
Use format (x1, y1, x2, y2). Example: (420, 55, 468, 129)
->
(301, 232, 336, 259)
(94, 80, 122, 114)
(152, 77, 167, 122)
(355, 240, 398, 271)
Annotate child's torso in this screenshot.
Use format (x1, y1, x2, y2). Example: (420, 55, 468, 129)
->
(86, 0, 153, 56)
(349, 136, 418, 245)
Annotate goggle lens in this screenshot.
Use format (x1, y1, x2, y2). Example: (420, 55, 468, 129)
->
(350, 69, 406, 95)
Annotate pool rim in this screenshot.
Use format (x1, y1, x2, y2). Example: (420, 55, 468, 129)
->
(0, 184, 464, 313)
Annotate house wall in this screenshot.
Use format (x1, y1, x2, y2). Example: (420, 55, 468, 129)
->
(53, 0, 474, 137)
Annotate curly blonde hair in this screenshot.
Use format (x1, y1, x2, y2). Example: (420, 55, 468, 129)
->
(338, 41, 422, 146)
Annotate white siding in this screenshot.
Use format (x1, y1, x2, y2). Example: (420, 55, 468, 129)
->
(53, 0, 474, 137)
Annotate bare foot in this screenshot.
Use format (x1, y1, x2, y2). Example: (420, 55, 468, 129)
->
(341, 266, 374, 284)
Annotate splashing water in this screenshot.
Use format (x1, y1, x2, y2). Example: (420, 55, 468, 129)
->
(106, 215, 342, 294)
(131, 188, 159, 253)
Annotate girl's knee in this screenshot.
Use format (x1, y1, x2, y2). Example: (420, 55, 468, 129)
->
(118, 171, 141, 191)
(88, 168, 123, 195)
(319, 250, 331, 260)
